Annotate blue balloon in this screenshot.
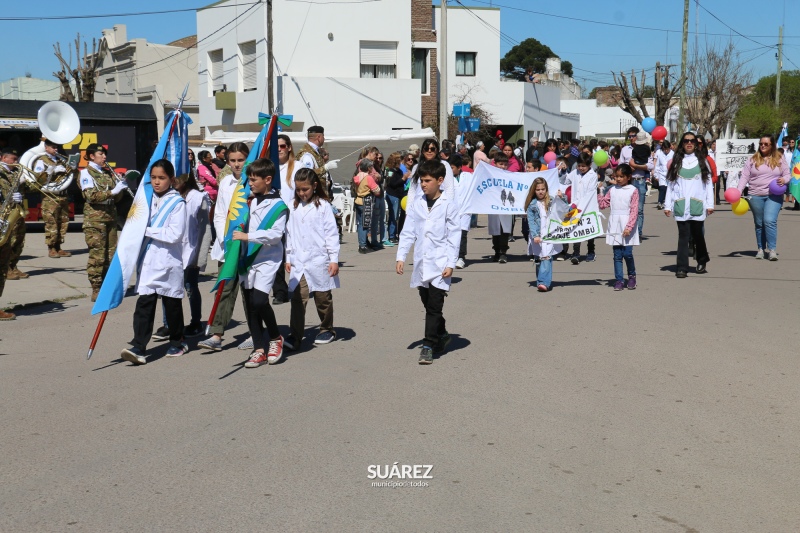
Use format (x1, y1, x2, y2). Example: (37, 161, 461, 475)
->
(642, 117, 656, 133)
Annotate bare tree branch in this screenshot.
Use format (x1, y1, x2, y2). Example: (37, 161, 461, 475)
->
(612, 71, 644, 123)
(52, 33, 105, 102)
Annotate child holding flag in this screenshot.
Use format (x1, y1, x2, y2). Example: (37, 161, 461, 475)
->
(285, 168, 340, 350)
(396, 160, 461, 365)
(121, 160, 187, 365)
(233, 158, 289, 368)
(525, 177, 563, 292)
(563, 153, 599, 263)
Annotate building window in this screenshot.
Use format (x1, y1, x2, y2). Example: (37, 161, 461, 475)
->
(360, 41, 397, 79)
(455, 52, 476, 77)
(239, 41, 257, 92)
(412, 48, 428, 94)
(208, 48, 224, 95)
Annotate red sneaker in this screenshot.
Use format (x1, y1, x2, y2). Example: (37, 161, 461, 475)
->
(244, 350, 267, 368)
(267, 336, 285, 365)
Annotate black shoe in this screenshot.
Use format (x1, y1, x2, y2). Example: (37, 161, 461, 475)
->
(152, 326, 170, 342)
(371, 244, 384, 250)
(284, 335, 299, 351)
(492, 254, 500, 262)
(498, 254, 508, 264)
(433, 332, 451, 355)
(696, 263, 707, 274)
(272, 297, 288, 305)
(358, 247, 368, 254)
(184, 323, 204, 337)
(676, 271, 687, 279)
(418, 346, 433, 365)
(570, 254, 580, 265)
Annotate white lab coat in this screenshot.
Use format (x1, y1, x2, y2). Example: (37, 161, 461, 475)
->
(239, 194, 287, 294)
(211, 173, 238, 262)
(487, 214, 512, 235)
(396, 191, 460, 291)
(663, 156, 715, 222)
(279, 161, 299, 207)
(182, 189, 210, 269)
(286, 199, 340, 292)
(408, 160, 456, 203)
(655, 149, 674, 187)
(136, 189, 186, 298)
(563, 168, 598, 203)
(453, 172, 473, 231)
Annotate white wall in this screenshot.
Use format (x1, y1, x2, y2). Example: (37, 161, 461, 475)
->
(561, 99, 661, 139)
(197, 0, 419, 134)
(0, 77, 62, 101)
(94, 27, 200, 135)
(523, 82, 579, 140)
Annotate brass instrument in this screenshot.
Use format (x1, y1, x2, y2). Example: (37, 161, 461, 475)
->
(104, 163, 135, 198)
(0, 164, 61, 247)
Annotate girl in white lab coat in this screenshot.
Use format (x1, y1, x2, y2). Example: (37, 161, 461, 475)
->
(233, 158, 289, 369)
(396, 160, 461, 365)
(120, 160, 187, 366)
(285, 168, 340, 349)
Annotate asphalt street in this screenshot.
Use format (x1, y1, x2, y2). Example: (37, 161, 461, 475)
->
(1, 200, 798, 532)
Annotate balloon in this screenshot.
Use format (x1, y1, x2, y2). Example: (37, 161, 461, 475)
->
(651, 126, 668, 141)
(593, 150, 609, 167)
(641, 117, 657, 133)
(732, 198, 750, 216)
(547, 160, 556, 169)
(400, 196, 408, 210)
(724, 188, 741, 204)
(769, 179, 787, 196)
(543, 151, 556, 164)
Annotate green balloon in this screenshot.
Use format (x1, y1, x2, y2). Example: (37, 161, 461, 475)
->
(593, 150, 609, 167)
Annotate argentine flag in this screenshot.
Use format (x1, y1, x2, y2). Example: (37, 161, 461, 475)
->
(91, 110, 193, 315)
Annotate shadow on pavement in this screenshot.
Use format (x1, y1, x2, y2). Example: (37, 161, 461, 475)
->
(13, 301, 81, 316)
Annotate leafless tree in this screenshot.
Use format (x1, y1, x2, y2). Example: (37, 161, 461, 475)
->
(52, 34, 106, 102)
(684, 41, 752, 139)
(612, 62, 684, 126)
(447, 82, 497, 143)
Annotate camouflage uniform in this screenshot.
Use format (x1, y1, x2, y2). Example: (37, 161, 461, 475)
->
(0, 167, 26, 296)
(80, 164, 121, 292)
(35, 154, 71, 250)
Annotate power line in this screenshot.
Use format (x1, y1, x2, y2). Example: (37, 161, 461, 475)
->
(694, 1, 772, 49)
(0, 2, 261, 21)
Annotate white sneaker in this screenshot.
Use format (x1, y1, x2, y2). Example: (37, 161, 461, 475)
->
(755, 249, 764, 260)
(767, 249, 779, 261)
(455, 258, 465, 269)
(238, 337, 254, 350)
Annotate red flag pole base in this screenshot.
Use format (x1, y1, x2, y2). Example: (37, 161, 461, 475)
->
(205, 280, 226, 336)
(87, 311, 108, 360)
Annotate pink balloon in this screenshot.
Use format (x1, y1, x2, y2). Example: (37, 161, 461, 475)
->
(724, 188, 741, 204)
(543, 151, 556, 164)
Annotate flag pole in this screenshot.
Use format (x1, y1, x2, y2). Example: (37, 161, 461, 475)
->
(85, 103, 185, 360)
(86, 311, 107, 360)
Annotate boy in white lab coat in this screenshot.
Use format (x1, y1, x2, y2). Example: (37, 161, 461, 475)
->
(396, 159, 461, 365)
(121, 159, 187, 365)
(449, 154, 472, 269)
(233, 158, 289, 369)
(563, 152, 599, 263)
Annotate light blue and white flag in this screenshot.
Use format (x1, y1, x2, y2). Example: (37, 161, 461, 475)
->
(777, 122, 788, 147)
(91, 109, 192, 315)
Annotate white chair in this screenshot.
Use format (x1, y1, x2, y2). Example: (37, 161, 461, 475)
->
(339, 197, 355, 233)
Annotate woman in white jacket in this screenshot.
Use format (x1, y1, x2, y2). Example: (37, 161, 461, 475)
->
(663, 132, 714, 278)
(121, 160, 187, 365)
(285, 168, 340, 349)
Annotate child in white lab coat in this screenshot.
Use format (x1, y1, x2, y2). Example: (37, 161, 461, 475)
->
(525, 177, 564, 292)
(121, 160, 187, 365)
(396, 159, 461, 365)
(449, 154, 472, 269)
(233, 158, 289, 368)
(285, 168, 340, 350)
(563, 152, 599, 263)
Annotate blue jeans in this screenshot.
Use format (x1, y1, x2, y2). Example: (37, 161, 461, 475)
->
(355, 204, 368, 248)
(613, 245, 635, 282)
(536, 257, 552, 288)
(632, 177, 647, 238)
(748, 194, 782, 251)
(374, 196, 386, 243)
(387, 195, 400, 240)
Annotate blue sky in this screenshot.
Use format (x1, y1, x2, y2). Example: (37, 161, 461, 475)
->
(1, 0, 795, 95)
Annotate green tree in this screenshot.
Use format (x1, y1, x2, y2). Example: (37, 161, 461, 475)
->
(736, 71, 800, 137)
(500, 38, 572, 78)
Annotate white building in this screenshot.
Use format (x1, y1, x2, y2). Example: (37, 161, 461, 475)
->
(0, 76, 63, 101)
(93, 25, 200, 136)
(434, 5, 578, 142)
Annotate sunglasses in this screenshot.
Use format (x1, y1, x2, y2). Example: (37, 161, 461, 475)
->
(683, 138, 697, 145)
(423, 146, 437, 153)
(759, 142, 771, 147)
(278, 144, 288, 149)
(628, 134, 637, 138)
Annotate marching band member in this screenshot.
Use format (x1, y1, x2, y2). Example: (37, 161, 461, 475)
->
(0, 148, 29, 283)
(34, 138, 73, 258)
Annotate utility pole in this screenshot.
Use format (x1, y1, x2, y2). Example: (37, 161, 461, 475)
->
(678, 0, 689, 134)
(776, 25, 783, 107)
(439, 0, 449, 142)
(267, 0, 275, 114)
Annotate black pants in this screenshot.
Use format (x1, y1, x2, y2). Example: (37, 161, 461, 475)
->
(676, 220, 709, 273)
(133, 294, 184, 351)
(521, 217, 530, 242)
(572, 238, 595, 255)
(492, 233, 509, 255)
(418, 286, 447, 346)
(241, 286, 280, 352)
(658, 185, 667, 205)
(459, 230, 468, 259)
(272, 246, 289, 302)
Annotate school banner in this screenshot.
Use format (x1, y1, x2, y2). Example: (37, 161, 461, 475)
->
(458, 162, 560, 215)
(542, 189, 605, 243)
(716, 138, 758, 172)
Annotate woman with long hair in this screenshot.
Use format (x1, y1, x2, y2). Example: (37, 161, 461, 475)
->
(408, 138, 455, 202)
(197, 150, 219, 203)
(384, 151, 405, 244)
(736, 134, 789, 260)
(278, 134, 298, 207)
(663, 132, 714, 278)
